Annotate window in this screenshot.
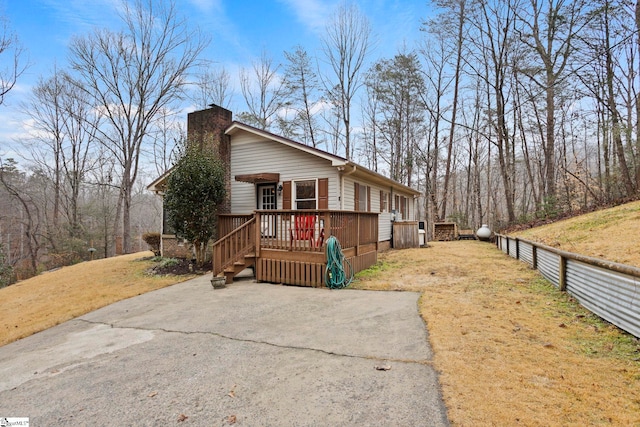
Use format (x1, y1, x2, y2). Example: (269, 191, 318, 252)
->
(380, 191, 388, 213)
(162, 205, 175, 235)
(394, 194, 403, 220)
(395, 195, 407, 219)
(354, 182, 370, 212)
(283, 179, 328, 210)
(295, 180, 316, 209)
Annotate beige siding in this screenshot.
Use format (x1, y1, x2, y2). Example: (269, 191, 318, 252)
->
(379, 212, 392, 241)
(228, 129, 417, 242)
(343, 176, 396, 242)
(230, 135, 339, 213)
(342, 175, 356, 210)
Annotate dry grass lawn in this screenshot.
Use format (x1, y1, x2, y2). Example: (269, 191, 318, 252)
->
(0, 252, 196, 347)
(354, 242, 640, 426)
(512, 200, 640, 268)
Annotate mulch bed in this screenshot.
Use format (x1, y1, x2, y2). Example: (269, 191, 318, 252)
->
(148, 258, 212, 276)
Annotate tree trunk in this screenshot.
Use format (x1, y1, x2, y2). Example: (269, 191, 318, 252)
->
(604, 10, 635, 197)
(439, 0, 465, 221)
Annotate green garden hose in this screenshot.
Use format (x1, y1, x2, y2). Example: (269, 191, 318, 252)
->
(324, 236, 353, 289)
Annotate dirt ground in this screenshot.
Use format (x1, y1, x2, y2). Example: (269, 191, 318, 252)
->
(353, 241, 640, 426)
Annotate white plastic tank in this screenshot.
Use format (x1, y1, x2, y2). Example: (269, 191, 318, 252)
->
(476, 224, 492, 241)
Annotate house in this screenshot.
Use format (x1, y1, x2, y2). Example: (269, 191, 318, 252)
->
(148, 105, 420, 287)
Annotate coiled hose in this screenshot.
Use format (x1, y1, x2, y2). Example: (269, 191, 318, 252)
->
(324, 236, 353, 289)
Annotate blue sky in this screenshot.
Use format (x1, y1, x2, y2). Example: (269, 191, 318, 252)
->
(0, 0, 433, 163)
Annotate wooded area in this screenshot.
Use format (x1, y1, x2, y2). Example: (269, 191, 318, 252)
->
(2, 0, 640, 283)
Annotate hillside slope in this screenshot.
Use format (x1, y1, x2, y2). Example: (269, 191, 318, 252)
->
(0, 252, 195, 347)
(511, 200, 640, 268)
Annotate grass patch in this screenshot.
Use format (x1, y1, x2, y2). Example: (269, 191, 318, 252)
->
(354, 259, 395, 279)
(0, 252, 196, 347)
(513, 200, 640, 267)
(154, 257, 180, 269)
(357, 241, 640, 426)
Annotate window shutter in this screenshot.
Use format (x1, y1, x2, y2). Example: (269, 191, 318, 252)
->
(354, 182, 360, 211)
(283, 181, 291, 209)
(367, 186, 371, 212)
(380, 191, 384, 212)
(318, 178, 328, 209)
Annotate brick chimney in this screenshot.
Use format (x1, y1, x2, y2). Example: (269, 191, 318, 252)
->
(187, 104, 233, 214)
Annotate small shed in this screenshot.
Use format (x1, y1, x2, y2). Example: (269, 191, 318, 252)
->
(433, 222, 458, 241)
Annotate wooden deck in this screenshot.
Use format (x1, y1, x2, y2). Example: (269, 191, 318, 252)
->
(214, 210, 379, 287)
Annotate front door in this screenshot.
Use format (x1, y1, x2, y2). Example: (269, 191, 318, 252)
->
(257, 184, 277, 237)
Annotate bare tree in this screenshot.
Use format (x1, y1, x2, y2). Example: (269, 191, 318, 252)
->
(321, 2, 372, 159)
(0, 159, 43, 276)
(516, 0, 592, 207)
(68, 0, 207, 253)
(0, 15, 27, 106)
(421, 30, 453, 222)
(23, 69, 99, 238)
(191, 64, 233, 109)
(426, 0, 469, 221)
(239, 50, 289, 130)
(150, 108, 184, 176)
(576, 0, 636, 200)
(468, 0, 520, 223)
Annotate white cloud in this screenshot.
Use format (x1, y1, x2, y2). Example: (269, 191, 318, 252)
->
(277, 0, 335, 34)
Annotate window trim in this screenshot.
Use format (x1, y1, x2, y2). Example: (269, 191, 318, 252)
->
(293, 178, 318, 210)
(354, 182, 370, 212)
(380, 190, 388, 213)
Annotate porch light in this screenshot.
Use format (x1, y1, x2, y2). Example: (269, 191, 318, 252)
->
(277, 184, 283, 196)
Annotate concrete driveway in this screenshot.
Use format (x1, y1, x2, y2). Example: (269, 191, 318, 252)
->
(0, 276, 449, 426)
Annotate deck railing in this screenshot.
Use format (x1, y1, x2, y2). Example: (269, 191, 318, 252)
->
(218, 214, 254, 238)
(215, 210, 380, 287)
(212, 216, 256, 277)
(253, 210, 378, 252)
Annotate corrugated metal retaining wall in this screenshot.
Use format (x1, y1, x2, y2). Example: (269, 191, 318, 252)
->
(497, 234, 640, 339)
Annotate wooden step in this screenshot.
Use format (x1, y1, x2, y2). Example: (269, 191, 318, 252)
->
(220, 254, 257, 285)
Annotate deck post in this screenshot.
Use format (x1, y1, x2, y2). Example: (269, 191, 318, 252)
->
(356, 213, 361, 255)
(254, 211, 261, 257)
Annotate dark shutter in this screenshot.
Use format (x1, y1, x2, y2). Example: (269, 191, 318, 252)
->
(367, 186, 371, 212)
(380, 190, 384, 212)
(318, 178, 328, 209)
(283, 181, 292, 209)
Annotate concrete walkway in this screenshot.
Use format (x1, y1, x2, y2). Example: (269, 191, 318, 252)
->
(0, 276, 449, 426)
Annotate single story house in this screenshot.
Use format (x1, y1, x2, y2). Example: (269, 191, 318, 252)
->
(148, 105, 420, 287)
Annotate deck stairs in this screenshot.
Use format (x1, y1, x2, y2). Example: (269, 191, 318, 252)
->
(211, 216, 257, 284)
(222, 253, 256, 284)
